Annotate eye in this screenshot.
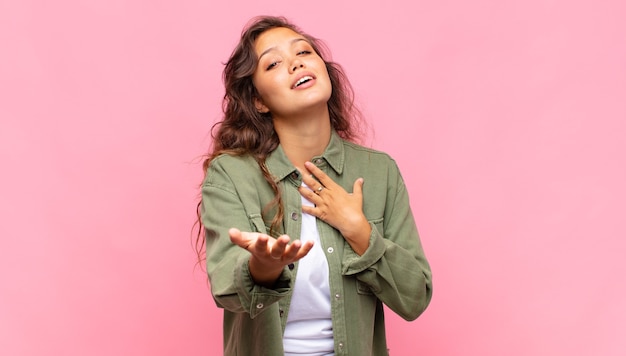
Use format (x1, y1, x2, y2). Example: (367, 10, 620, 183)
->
(297, 50, 312, 55)
(265, 61, 280, 71)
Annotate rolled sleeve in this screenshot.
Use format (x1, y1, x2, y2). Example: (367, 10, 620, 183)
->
(235, 254, 294, 318)
(202, 155, 295, 316)
(338, 159, 432, 321)
(340, 222, 386, 275)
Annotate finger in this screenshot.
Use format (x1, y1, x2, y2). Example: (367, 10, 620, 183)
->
(293, 240, 315, 260)
(352, 177, 364, 197)
(301, 205, 319, 218)
(228, 228, 248, 248)
(230, 228, 269, 254)
(298, 185, 321, 202)
(251, 234, 269, 255)
(282, 239, 302, 260)
(298, 168, 321, 192)
(269, 235, 290, 258)
(304, 161, 336, 189)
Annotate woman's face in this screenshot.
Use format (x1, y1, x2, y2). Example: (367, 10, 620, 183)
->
(252, 27, 332, 118)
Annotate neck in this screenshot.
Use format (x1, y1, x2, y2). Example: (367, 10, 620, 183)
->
(272, 106, 332, 171)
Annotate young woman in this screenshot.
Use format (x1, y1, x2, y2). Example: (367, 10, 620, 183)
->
(197, 16, 432, 355)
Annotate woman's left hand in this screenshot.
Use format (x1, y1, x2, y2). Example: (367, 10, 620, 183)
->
(298, 161, 371, 255)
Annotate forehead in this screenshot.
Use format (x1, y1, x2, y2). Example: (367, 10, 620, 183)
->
(254, 27, 306, 55)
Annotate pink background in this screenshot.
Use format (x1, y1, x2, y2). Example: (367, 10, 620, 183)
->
(1, 0, 625, 355)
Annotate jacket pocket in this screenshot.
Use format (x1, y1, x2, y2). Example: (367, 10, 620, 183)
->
(355, 216, 384, 296)
(356, 280, 375, 296)
(248, 214, 268, 234)
(369, 216, 384, 238)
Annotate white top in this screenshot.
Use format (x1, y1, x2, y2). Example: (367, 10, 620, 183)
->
(283, 187, 334, 355)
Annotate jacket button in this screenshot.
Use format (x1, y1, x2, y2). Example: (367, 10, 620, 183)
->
(256, 303, 264, 309)
(288, 263, 295, 270)
(327, 247, 334, 253)
(290, 212, 299, 221)
(313, 158, 323, 165)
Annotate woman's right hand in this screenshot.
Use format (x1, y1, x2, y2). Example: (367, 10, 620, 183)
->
(228, 228, 314, 287)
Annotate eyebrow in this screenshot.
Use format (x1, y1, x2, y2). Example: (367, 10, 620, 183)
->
(258, 38, 309, 60)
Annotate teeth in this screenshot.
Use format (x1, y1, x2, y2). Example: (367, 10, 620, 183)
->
(295, 76, 313, 87)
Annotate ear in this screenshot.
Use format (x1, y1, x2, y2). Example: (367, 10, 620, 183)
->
(254, 97, 270, 114)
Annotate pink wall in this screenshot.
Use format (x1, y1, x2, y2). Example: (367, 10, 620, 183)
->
(1, 0, 625, 355)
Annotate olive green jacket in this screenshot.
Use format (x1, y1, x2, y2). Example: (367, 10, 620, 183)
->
(201, 131, 432, 355)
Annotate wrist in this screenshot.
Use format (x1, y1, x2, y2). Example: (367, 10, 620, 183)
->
(341, 219, 371, 256)
(248, 256, 284, 288)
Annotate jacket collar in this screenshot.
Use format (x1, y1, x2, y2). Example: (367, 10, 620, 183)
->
(266, 130, 345, 182)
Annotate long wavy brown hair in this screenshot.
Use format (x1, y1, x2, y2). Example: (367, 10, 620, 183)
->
(194, 15, 364, 265)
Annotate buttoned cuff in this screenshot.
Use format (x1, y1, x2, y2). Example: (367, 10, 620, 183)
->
(341, 222, 386, 275)
(234, 254, 294, 318)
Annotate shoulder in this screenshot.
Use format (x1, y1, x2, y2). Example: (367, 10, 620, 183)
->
(204, 154, 261, 186)
(341, 140, 399, 169)
(210, 153, 257, 169)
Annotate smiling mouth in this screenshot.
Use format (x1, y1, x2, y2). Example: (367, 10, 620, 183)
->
(293, 76, 313, 88)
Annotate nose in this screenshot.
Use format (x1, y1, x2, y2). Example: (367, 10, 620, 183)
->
(290, 60, 304, 73)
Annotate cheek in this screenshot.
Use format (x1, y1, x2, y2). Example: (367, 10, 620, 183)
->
(317, 62, 332, 86)
(251, 82, 270, 106)
(252, 77, 283, 110)
(320, 69, 333, 94)
(254, 75, 281, 97)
